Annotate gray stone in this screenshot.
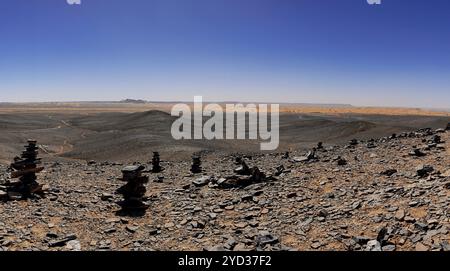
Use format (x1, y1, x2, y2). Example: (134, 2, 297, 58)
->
(192, 176, 211, 187)
(366, 240, 382, 251)
(256, 231, 279, 246)
(292, 156, 309, 163)
(414, 222, 428, 231)
(0, 190, 7, 199)
(352, 201, 361, 209)
(380, 169, 397, 176)
(103, 227, 116, 234)
(415, 242, 429, 251)
(382, 245, 396, 251)
(126, 225, 139, 233)
(100, 193, 114, 201)
(394, 210, 405, 221)
(48, 234, 77, 247)
(353, 236, 371, 245)
(372, 216, 383, 223)
(311, 242, 322, 249)
(66, 240, 81, 251)
(410, 235, 423, 243)
(441, 241, 450, 251)
(442, 169, 450, 177)
(205, 245, 227, 251)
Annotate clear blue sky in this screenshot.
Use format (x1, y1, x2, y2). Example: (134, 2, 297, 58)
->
(0, 0, 449, 108)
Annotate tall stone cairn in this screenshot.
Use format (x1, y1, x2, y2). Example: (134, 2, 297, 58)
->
(191, 156, 202, 173)
(8, 140, 45, 199)
(151, 152, 162, 173)
(116, 165, 149, 209)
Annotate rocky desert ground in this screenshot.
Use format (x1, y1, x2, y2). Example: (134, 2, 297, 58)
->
(0, 103, 449, 251)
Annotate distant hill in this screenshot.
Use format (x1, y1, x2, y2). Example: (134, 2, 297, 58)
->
(119, 99, 148, 104)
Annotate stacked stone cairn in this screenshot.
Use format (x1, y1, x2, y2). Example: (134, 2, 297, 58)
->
(191, 156, 202, 173)
(151, 152, 162, 173)
(7, 140, 45, 199)
(117, 165, 149, 210)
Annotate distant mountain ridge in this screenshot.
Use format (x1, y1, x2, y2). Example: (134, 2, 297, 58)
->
(116, 99, 353, 108)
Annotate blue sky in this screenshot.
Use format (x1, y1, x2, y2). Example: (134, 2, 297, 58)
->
(0, 0, 449, 108)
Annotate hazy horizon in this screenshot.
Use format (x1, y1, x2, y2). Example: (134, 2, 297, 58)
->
(1, 99, 450, 111)
(1, 0, 450, 108)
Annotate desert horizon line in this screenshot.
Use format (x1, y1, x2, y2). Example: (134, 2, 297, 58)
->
(0, 99, 449, 111)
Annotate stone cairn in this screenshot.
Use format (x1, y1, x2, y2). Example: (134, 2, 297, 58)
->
(116, 165, 149, 210)
(234, 156, 243, 165)
(349, 139, 358, 146)
(191, 156, 202, 173)
(233, 158, 266, 181)
(151, 152, 162, 173)
(234, 159, 251, 175)
(306, 148, 317, 160)
(7, 140, 45, 199)
(446, 122, 450, 131)
(317, 142, 324, 150)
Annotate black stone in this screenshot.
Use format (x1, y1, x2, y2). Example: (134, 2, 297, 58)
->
(381, 169, 397, 176)
(191, 156, 202, 174)
(116, 165, 149, 211)
(151, 152, 162, 173)
(7, 139, 45, 199)
(416, 165, 434, 178)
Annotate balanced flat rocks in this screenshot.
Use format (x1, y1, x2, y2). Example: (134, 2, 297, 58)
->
(116, 165, 149, 211)
(151, 152, 162, 173)
(317, 142, 324, 149)
(6, 140, 45, 200)
(234, 159, 251, 175)
(191, 156, 202, 173)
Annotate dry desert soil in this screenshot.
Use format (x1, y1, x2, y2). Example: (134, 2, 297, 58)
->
(0, 103, 449, 251)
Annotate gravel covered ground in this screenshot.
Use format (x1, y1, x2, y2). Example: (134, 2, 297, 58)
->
(0, 128, 449, 251)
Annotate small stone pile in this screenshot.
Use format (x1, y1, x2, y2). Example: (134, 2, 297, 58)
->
(116, 165, 149, 210)
(366, 139, 377, 149)
(317, 142, 324, 150)
(336, 156, 347, 166)
(234, 159, 251, 175)
(151, 152, 162, 173)
(191, 156, 202, 173)
(6, 140, 45, 199)
(429, 135, 442, 144)
(349, 139, 358, 146)
(249, 166, 266, 182)
(409, 148, 426, 157)
(446, 122, 450, 131)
